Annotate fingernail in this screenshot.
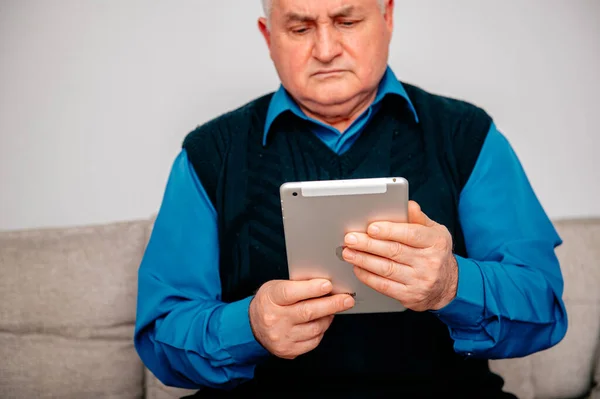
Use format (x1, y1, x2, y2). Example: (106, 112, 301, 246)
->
(344, 297, 354, 307)
(321, 281, 332, 291)
(368, 225, 380, 236)
(345, 234, 357, 245)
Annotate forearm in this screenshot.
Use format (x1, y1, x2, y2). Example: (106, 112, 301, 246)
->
(444, 124, 568, 358)
(135, 287, 268, 389)
(434, 254, 567, 358)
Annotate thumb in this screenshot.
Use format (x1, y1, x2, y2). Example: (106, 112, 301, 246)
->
(408, 201, 435, 227)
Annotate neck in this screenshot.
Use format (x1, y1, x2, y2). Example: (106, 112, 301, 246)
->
(298, 89, 378, 133)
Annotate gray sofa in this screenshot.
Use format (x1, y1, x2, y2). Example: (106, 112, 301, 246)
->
(1, 217, 599, 398)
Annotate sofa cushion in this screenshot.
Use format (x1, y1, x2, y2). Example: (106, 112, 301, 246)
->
(490, 218, 600, 399)
(0, 329, 142, 399)
(592, 348, 600, 399)
(0, 220, 149, 398)
(145, 368, 196, 399)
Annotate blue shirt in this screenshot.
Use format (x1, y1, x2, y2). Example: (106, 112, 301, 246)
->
(134, 67, 567, 390)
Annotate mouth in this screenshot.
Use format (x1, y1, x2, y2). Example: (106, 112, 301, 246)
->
(313, 69, 346, 77)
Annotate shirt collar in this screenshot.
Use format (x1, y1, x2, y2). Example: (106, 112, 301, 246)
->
(262, 66, 419, 146)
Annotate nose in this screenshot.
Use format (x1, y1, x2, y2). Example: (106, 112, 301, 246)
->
(312, 24, 342, 64)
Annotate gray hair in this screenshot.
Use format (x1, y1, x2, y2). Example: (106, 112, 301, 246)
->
(261, 0, 386, 19)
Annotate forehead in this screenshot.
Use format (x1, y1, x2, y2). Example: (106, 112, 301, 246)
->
(272, 0, 376, 18)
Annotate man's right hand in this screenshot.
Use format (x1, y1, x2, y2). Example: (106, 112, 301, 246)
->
(249, 279, 355, 360)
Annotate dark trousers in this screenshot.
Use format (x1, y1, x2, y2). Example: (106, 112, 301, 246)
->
(181, 379, 519, 399)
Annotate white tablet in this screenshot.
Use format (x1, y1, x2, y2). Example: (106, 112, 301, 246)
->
(280, 177, 409, 314)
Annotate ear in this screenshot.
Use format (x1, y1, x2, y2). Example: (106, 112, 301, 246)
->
(258, 17, 272, 50)
(384, 0, 395, 32)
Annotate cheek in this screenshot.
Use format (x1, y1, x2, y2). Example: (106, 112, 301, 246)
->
(272, 41, 312, 82)
(346, 31, 390, 74)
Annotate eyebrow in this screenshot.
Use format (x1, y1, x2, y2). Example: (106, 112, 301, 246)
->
(284, 12, 316, 23)
(284, 5, 358, 23)
(330, 5, 356, 18)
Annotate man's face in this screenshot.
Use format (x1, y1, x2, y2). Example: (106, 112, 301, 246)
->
(259, 0, 394, 112)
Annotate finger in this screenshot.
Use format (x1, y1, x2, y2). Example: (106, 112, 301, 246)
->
(344, 232, 417, 264)
(408, 201, 435, 227)
(270, 279, 333, 306)
(367, 221, 435, 249)
(291, 294, 354, 324)
(353, 266, 406, 302)
(291, 334, 325, 357)
(291, 315, 335, 342)
(343, 248, 414, 284)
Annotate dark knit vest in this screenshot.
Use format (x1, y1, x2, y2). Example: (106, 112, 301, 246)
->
(182, 83, 512, 398)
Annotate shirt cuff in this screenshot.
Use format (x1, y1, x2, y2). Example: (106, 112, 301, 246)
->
(431, 256, 485, 327)
(217, 296, 270, 364)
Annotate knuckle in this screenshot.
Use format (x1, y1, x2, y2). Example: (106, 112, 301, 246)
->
(383, 260, 396, 278)
(312, 323, 323, 336)
(311, 335, 324, 348)
(298, 304, 314, 322)
(437, 255, 447, 268)
(433, 236, 449, 251)
(377, 278, 391, 294)
(428, 257, 442, 270)
(279, 284, 291, 304)
(262, 312, 278, 327)
(365, 237, 375, 251)
(424, 279, 436, 292)
(435, 227, 452, 249)
(389, 241, 403, 259)
(410, 228, 422, 242)
(443, 237, 452, 252)
(265, 280, 280, 294)
(353, 251, 363, 265)
(260, 281, 272, 293)
(267, 331, 281, 343)
(421, 255, 436, 268)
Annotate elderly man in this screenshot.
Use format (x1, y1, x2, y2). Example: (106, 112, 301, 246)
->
(134, 0, 567, 397)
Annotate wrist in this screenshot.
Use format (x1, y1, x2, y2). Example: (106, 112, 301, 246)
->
(248, 295, 270, 353)
(431, 255, 459, 310)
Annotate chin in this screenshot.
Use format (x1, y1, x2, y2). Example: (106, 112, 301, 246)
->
(308, 82, 358, 106)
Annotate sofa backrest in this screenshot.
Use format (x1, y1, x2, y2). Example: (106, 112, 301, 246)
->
(1, 218, 599, 399)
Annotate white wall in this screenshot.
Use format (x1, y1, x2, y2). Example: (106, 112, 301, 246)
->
(1, 0, 598, 231)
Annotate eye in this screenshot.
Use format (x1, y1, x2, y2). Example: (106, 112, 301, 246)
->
(291, 26, 311, 35)
(338, 20, 358, 28)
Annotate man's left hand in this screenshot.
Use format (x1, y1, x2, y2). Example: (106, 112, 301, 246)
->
(342, 201, 458, 312)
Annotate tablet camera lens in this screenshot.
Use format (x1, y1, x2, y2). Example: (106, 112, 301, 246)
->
(293, 192, 298, 197)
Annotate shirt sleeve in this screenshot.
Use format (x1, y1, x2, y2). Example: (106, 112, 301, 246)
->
(431, 123, 568, 359)
(134, 149, 269, 390)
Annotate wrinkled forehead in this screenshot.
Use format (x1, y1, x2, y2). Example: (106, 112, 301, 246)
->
(271, 0, 378, 20)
